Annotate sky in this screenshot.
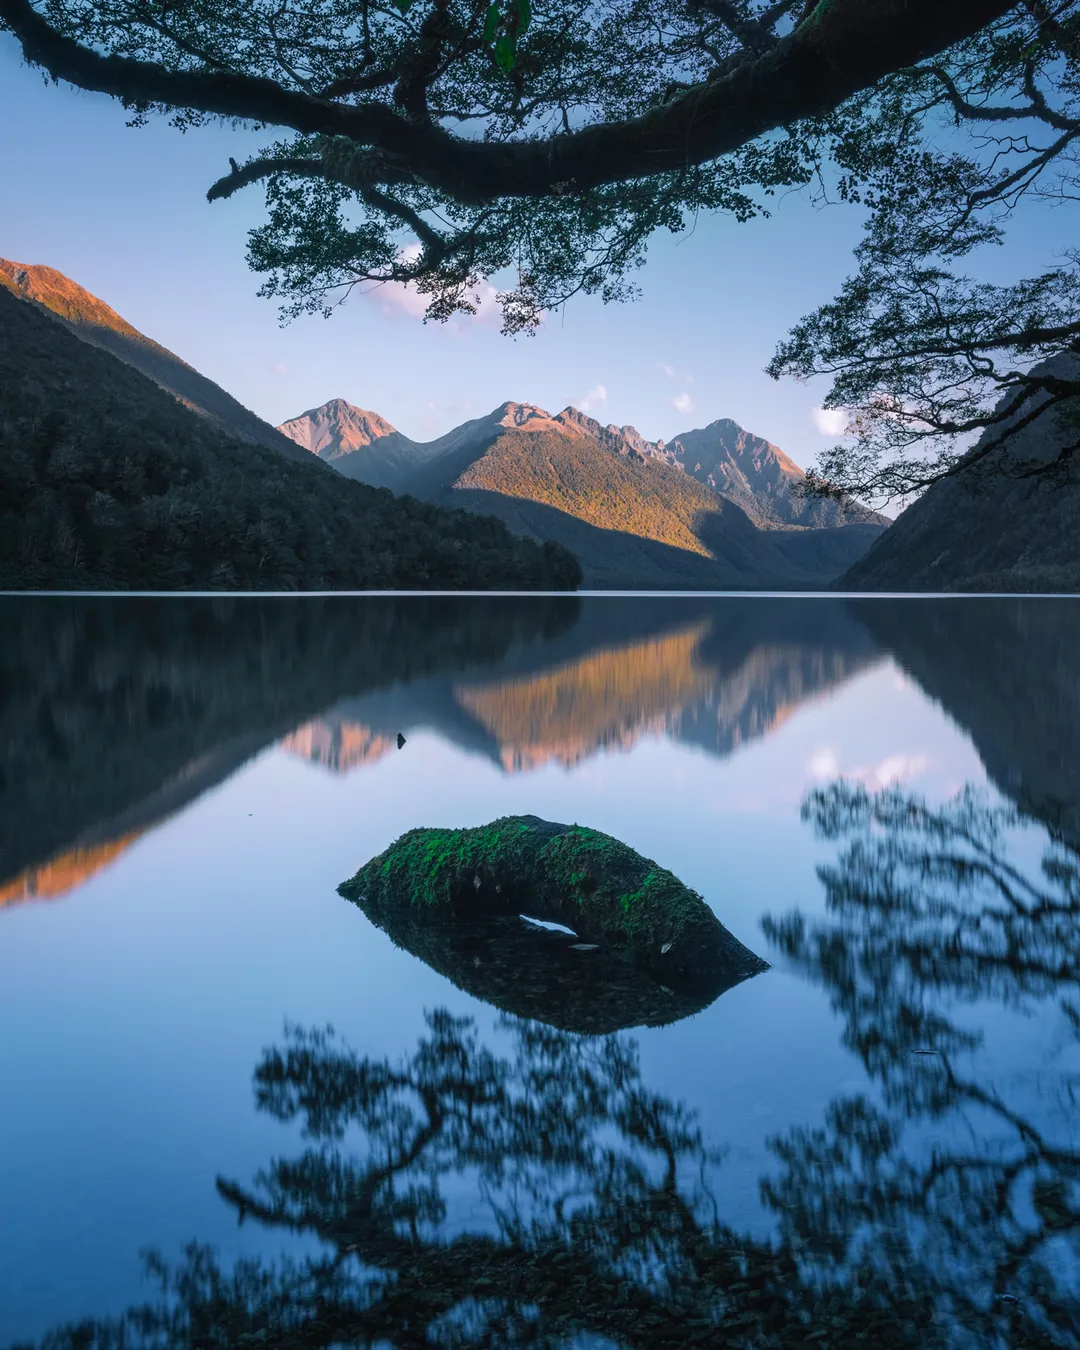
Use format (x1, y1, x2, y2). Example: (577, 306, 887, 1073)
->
(0, 33, 1072, 465)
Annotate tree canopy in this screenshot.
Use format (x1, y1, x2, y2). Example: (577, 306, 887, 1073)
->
(3, 0, 1079, 499)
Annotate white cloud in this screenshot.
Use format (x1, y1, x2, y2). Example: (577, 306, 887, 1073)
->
(808, 746, 930, 791)
(811, 405, 849, 437)
(658, 361, 694, 384)
(470, 281, 503, 329)
(270, 361, 290, 377)
(856, 753, 930, 791)
(579, 383, 608, 412)
(808, 746, 841, 780)
(359, 244, 507, 328)
(671, 392, 694, 415)
(367, 277, 430, 320)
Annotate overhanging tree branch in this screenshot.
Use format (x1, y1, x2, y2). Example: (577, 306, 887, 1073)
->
(0, 0, 1020, 203)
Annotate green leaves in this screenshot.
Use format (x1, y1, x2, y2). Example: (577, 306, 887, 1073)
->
(494, 32, 515, 71)
(483, 0, 532, 74)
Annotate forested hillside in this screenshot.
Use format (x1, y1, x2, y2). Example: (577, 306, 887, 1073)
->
(410, 425, 839, 588)
(840, 353, 1080, 592)
(0, 258, 310, 462)
(0, 289, 581, 591)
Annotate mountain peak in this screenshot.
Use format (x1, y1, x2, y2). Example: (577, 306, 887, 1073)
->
(277, 399, 401, 463)
(0, 256, 309, 463)
(0, 258, 146, 343)
(663, 417, 881, 528)
(556, 407, 659, 459)
(490, 401, 553, 427)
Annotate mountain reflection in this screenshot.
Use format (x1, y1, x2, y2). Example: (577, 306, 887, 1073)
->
(6, 594, 1079, 911)
(15, 787, 1079, 1350)
(0, 595, 582, 903)
(0, 597, 877, 904)
(282, 603, 879, 777)
(853, 598, 1080, 848)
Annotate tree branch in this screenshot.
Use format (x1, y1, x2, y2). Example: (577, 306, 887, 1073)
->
(0, 0, 1020, 205)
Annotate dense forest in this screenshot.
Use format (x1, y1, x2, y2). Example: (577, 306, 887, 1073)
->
(0, 289, 581, 591)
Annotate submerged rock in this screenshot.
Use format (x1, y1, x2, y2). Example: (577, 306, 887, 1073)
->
(338, 815, 767, 1004)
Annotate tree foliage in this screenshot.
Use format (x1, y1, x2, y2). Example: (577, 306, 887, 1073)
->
(7, 3, 1080, 497)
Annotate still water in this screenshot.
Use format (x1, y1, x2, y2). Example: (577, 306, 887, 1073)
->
(0, 595, 1078, 1348)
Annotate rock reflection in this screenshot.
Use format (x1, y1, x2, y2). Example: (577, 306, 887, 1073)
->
(15, 786, 1080, 1349)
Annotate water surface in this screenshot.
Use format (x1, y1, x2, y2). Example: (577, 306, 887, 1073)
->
(1, 596, 1077, 1347)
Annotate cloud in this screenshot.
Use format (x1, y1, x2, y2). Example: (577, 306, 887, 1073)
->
(671, 392, 694, 415)
(359, 244, 506, 327)
(657, 361, 694, 384)
(269, 361, 290, 377)
(808, 746, 841, 781)
(811, 405, 849, 437)
(856, 753, 930, 791)
(366, 278, 430, 320)
(578, 384, 608, 412)
(807, 746, 930, 791)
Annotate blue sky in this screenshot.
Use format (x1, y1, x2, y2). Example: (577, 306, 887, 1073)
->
(1, 36, 1070, 464)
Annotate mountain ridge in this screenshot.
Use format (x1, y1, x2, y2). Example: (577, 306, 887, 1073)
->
(0, 257, 311, 464)
(0, 284, 581, 590)
(840, 351, 1080, 591)
(278, 396, 887, 533)
(277, 397, 889, 587)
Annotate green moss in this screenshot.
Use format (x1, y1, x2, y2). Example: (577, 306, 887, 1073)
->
(339, 815, 767, 985)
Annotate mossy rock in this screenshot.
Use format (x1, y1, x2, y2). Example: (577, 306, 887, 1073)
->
(338, 815, 767, 989)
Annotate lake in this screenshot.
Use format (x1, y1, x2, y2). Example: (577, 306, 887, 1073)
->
(1, 594, 1078, 1348)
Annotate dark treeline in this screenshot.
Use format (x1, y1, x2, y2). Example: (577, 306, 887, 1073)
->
(0, 288, 581, 591)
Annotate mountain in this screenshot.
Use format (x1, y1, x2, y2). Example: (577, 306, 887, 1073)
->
(851, 598, 1080, 848)
(554, 409, 883, 530)
(0, 286, 581, 590)
(279, 399, 888, 587)
(277, 398, 426, 488)
(0, 257, 309, 464)
(660, 419, 886, 529)
(285, 597, 881, 777)
(408, 408, 815, 588)
(840, 352, 1080, 591)
(409, 404, 892, 588)
(277, 399, 570, 492)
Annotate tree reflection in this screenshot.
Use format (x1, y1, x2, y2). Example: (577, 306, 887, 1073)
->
(16, 786, 1080, 1349)
(763, 783, 1080, 1348)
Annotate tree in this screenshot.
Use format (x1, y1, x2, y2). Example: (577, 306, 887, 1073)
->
(8, 1, 1072, 505)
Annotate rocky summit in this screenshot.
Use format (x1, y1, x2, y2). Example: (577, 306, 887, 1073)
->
(278, 397, 888, 588)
